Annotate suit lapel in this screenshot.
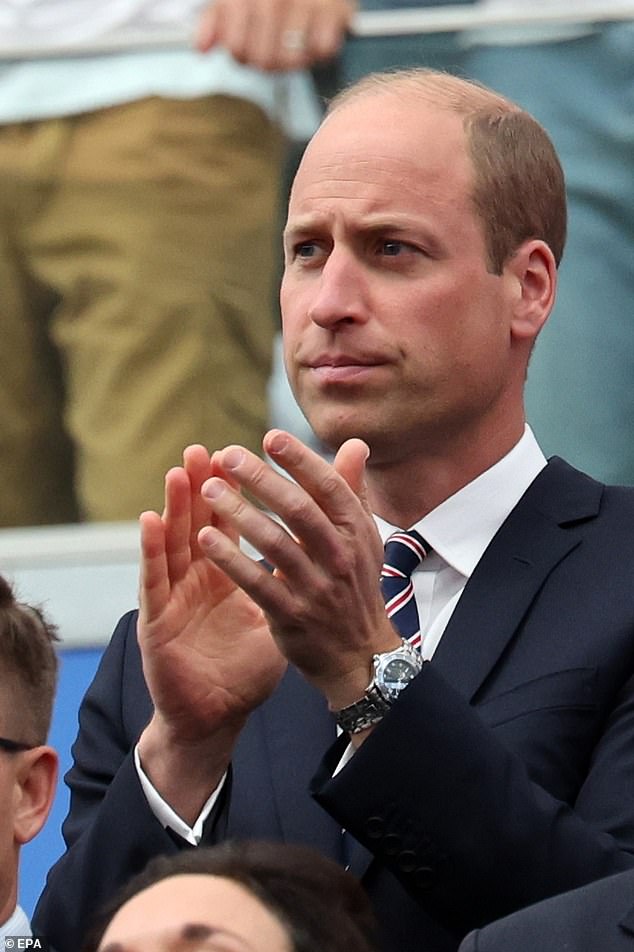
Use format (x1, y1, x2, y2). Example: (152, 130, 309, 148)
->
(336, 464, 587, 881)
(433, 457, 603, 701)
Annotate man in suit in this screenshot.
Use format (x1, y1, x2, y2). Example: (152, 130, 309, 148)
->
(35, 68, 634, 952)
(459, 868, 634, 951)
(0, 574, 58, 942)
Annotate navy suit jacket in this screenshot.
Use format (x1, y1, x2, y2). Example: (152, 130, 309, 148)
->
(34, 459, 634, 952)
(459, 868, 634, 951)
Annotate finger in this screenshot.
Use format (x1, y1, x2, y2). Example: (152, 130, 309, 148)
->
(274, 3, 313, 70)
(241, 0, 317, 71)
(139, 510, 171, 624)
(163, 466, 194, 583)
(198, 523, 299, 621)
(219, 0, 255, 65)
(201, 475, 316, 584)
(182, 444, 213, 554)
(208, 442, 341, 557)
(262, 430, 366, 526)
(333, 438, 370, 498)
(303, 0, 351, 62)
(247, 0, 294, 69)
(209, 451, 241, 548)
(209, 439, 376, 573)
(195, 3, 218, 52)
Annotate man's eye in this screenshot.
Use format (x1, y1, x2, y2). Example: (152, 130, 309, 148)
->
(296, 242, 318, 258)
(381, 240, 408, 256)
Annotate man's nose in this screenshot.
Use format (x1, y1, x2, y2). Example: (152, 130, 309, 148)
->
(307, 251, 369, 329)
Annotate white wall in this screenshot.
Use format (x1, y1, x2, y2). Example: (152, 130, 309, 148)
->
(0, 522, 140, 648)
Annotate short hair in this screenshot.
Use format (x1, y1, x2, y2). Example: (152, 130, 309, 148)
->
(84, 840, 381, 952)
(327, 68, 566, 274)
(0, 574, 59, 745)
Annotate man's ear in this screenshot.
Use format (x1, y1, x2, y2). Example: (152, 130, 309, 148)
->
(13, 745, 58, 845)
(506, 240, 557, 342)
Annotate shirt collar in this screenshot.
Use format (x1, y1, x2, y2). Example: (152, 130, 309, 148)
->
(375, 425, 547, 578)
(0, 905, 31, 939)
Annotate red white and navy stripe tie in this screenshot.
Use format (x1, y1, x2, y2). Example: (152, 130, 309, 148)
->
(380, 530, 430, 651)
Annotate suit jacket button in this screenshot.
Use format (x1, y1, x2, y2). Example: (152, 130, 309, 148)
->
(397, 850, 418, 873)
(413, 865, 436, 890)
(383, 833, 401, 856)
(366, 817, 385, 839)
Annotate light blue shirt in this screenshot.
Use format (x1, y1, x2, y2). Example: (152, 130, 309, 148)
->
(0, 0, 321, 137)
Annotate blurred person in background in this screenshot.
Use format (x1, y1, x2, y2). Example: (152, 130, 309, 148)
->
(466, 0, 634, 485)
(0, 573, 58, 941)
(0, 0, 352, 528)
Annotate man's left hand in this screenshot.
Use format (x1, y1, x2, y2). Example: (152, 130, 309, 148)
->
(198, 429, 400, 710)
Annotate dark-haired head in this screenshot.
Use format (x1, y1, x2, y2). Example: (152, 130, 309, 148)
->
(85, 841, 381, 952)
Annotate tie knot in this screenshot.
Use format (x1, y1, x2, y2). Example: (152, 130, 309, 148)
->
(381, 530, 430, 580)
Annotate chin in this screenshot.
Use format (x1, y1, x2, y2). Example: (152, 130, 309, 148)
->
(310, 410, 388, 456)
(307, 414, 361, 452)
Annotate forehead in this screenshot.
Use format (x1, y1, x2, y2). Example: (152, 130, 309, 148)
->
(288, 93, 473, 223)
(100, 875, 289, 952)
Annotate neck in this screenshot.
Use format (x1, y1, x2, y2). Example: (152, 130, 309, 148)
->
(0, 887, 18, 933)
(366, 417, 525, 526)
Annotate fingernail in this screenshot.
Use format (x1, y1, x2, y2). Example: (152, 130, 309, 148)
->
(223, 448, 245, 471)
(267, 430, 289, 455)
(202, 478, 226, 499)
(198, 526, 218, 550)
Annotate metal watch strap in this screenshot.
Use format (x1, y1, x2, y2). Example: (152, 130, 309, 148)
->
(334, 684, 392, 734)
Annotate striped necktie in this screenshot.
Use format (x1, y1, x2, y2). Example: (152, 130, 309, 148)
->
(380, 530, 430, 650)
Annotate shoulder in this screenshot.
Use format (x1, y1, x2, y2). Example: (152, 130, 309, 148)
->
(460, 869, 634, 952)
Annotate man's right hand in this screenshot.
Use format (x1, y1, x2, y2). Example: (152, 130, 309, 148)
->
(137, 444, 286, 824)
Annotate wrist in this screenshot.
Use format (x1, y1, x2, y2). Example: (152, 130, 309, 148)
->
(138, 715, 240, 824)
(332, 640, 423, 735)
(320, 629, 403, 711)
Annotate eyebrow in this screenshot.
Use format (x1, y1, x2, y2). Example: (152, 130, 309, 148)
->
(98, 923, 253, 952)
(181, 925, 213, 941)
(284, 213, 445, 252)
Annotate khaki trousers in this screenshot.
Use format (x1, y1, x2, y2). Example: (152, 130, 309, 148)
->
(0, 95, 283, 525)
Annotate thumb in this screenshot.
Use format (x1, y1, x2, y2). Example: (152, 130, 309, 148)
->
(333, 439, 372, 513)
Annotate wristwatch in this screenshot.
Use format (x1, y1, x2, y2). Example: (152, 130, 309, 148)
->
(334, 640, 423, 734)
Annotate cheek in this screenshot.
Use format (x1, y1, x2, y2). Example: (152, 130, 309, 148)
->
(280, 317, 300, 375)
(280, 272, 306, 328)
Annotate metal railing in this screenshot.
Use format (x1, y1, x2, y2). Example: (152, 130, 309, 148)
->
(1, 1, 633, 58)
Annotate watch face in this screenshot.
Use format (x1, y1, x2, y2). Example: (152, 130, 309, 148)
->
(381, 657, 418, 699)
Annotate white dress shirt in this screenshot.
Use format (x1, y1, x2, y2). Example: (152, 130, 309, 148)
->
(375, 424, 546, 660)
(0, 905, 32, 940)
(138, 426, 547, 842)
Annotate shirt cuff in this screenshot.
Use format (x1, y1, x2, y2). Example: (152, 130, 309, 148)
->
(333, 736, 356, 776)
(134, 744, 227, 846)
